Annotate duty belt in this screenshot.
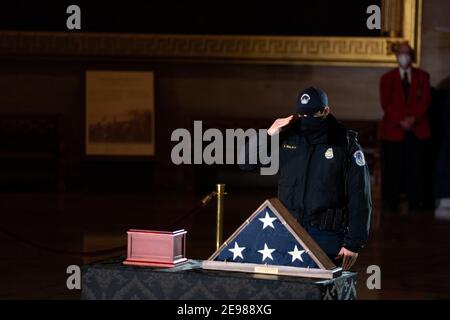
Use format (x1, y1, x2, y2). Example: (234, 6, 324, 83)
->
(305, 207, 348, 232)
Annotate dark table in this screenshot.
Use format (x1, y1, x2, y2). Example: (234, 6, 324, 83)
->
(82, 257, 357, 300)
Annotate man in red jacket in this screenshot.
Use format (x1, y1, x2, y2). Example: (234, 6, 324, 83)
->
(379, 42, 431, 213)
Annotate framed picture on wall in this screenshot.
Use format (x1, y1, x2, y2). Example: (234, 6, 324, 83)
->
(85, 70, 155, 156)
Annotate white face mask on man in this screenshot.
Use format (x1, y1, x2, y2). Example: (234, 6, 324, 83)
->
(397, 53, 412, 68)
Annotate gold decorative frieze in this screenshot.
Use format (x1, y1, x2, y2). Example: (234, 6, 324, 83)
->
(0, 0, 421, 67)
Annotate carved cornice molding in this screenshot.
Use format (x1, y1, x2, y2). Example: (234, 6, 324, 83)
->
(0, 0, 421, 67)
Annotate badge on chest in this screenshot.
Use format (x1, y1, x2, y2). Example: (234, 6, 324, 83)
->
(324, 147, 334, 159)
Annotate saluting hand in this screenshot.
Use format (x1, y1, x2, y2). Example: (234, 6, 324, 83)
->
(336, 247, 359, 271)
(267, 115, 299, 136)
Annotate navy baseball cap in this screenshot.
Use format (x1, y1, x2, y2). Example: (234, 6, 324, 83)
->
(296, 87, 328, 115)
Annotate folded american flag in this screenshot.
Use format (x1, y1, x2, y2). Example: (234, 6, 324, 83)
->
(206, 198, 339, 278)
(215, 205, 318, 268)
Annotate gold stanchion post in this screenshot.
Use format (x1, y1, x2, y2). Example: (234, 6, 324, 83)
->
(215, 184, 226, 250)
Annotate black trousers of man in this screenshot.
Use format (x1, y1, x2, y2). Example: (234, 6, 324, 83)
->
(382, 131, 427, 212)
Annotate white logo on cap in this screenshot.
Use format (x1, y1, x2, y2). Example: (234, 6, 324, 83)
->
(300, 94, 310, 105)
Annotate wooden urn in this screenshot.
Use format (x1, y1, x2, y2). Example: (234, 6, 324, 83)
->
(123, 229, 188, 267)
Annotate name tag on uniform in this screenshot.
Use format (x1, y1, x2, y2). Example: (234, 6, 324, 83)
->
(282, 144, 297, 149)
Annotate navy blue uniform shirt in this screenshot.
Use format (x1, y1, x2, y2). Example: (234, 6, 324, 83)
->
(240, 114, 372, 253)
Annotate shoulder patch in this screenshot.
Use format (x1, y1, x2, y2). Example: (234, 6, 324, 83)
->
(353, 150, 366, 166)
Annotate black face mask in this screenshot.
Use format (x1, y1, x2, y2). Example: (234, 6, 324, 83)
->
(300, 116, 327, 133)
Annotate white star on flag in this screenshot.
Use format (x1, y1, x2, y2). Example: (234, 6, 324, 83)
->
(258, 211, 277, 229)
(288, 245, 306, 263)
(258, 243, 275, 262)
(228, 242, 245, 260)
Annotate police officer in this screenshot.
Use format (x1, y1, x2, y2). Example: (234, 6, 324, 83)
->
(241, 87, 372, 270)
